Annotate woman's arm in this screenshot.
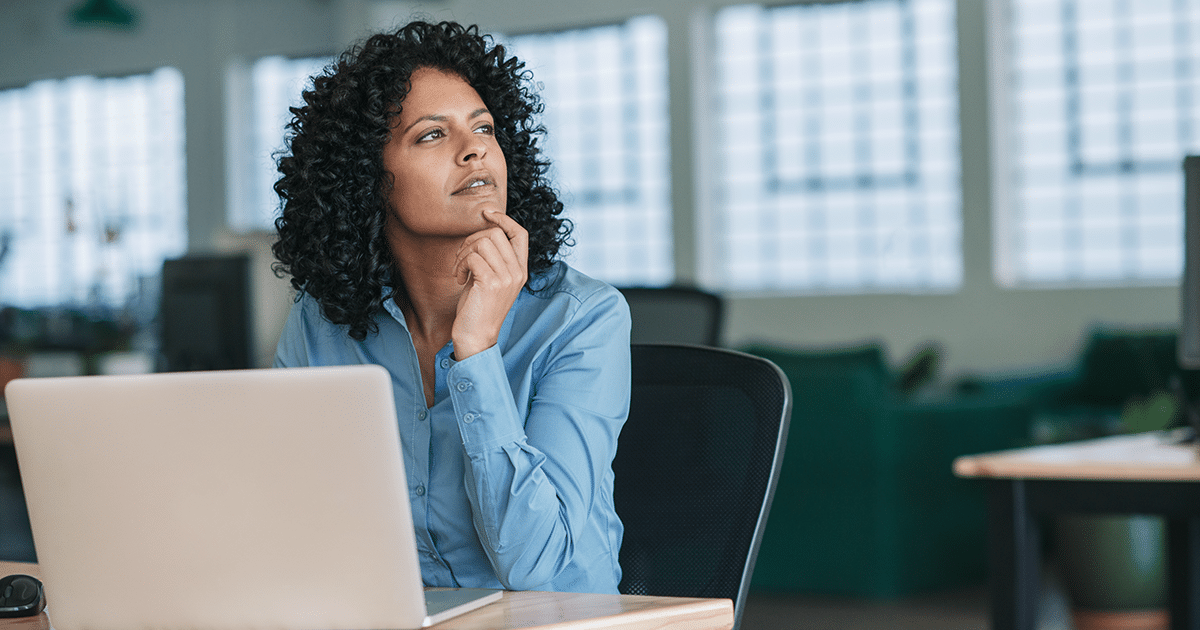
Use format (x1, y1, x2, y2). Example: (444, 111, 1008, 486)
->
(445, 287, 631, 590)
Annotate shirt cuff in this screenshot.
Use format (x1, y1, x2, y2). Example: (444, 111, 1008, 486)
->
(446, 345, 525, 454)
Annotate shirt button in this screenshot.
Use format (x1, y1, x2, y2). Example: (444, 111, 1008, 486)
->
(417, 410, 427, 421)
(463, 413, 475, 424)
(414, 485, 425, 496)
(440, 358, 451, 369)
(456, 381, 471, 392)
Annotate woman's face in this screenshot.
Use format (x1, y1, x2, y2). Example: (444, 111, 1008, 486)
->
(382, 67, 508, 244)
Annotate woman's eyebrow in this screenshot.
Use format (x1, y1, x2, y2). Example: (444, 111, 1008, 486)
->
(402, 113, 447, 135)
(402, 108, 492, 135)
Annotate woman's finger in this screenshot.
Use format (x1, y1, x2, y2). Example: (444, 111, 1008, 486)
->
(456, 236, 521, 288)
(457, 224, 525, 281)
(483, 211, 528, 269)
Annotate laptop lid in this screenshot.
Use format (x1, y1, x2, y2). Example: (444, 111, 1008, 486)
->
(6, 365, 496, 630)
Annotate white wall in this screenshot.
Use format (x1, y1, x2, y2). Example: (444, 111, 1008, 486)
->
(0, 0, 1180, 375)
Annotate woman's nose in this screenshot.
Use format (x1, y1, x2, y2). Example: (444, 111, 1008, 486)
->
(459, 133, 488, 163)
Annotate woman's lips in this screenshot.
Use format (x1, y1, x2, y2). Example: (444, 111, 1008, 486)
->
(453, 175, 495, 195)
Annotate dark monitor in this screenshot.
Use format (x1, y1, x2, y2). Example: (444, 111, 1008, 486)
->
(1181, 156, 1200, 369)
(158, 254, 253, 372)
(1179, 156, 1200, 439)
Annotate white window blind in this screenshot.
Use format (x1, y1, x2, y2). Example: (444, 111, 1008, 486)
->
(0, 67, 186, 309)
(711, 0, 961, 293)
(1003, 0, 1200, 285)
(507, 16, 674, 287)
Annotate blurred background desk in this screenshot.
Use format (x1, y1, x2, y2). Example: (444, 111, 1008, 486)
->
(953, 430, 1200, 630)
(0, 561, 733, 630)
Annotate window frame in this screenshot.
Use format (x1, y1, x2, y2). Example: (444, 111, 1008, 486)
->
(503, 15, 675, 287)
(991, 0, 1194, 289)
(701, 0, 964, 296)
(0, 66, 187, 311)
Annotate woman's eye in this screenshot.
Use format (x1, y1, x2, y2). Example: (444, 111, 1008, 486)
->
(417, 128, 444, 142)
(475, 124, 495, 135)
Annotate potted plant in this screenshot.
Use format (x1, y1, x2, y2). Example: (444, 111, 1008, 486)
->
(1050, 390, 1177, 630)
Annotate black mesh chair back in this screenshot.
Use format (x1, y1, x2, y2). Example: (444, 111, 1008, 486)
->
(617, 286, 724, 346)
(613, 344, 792, 630)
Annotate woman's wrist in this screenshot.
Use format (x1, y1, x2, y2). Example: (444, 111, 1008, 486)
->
(452, 335, 495, 360)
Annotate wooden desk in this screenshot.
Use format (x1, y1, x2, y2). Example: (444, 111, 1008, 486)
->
(0, 561, 733, 630)
(953, 430, 1200, 630)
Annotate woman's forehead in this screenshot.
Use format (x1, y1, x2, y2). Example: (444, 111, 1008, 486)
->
(394, 69, 487, 122)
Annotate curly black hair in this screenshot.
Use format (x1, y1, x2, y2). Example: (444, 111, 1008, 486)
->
(271, 20, 571, 341)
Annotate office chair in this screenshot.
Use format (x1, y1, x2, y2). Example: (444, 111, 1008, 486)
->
(617, 286, 724, 346)
(613, 344, 792, 630)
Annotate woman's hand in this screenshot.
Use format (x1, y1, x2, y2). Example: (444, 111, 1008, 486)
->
(452, 210, 528, 359)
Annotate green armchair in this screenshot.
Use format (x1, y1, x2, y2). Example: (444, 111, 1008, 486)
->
(743, 344, 1038, 597)
(744, 328, 1195, 598)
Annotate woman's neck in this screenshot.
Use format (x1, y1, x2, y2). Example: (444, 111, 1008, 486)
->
(391, 237, 463, 344)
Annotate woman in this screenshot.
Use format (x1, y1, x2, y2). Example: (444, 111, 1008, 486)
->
(270, 21, 631, 594)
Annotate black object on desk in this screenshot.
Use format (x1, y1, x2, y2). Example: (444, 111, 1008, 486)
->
(0, 574, 43, 617)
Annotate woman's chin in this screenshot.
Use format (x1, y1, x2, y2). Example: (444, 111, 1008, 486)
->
(475, 199, 507, 216)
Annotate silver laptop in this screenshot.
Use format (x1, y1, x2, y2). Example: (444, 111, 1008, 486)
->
(6, 365, 500, 630)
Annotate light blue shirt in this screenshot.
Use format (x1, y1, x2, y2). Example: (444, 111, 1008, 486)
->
(274, 262, 630, 593)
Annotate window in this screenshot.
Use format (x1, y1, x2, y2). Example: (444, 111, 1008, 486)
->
(229, 54, 333, 232)
(711, 0, 961, 293)
(506, 16, 673, 286)
(1002, 0, 1200, 285)
(0, 67, 186, 309)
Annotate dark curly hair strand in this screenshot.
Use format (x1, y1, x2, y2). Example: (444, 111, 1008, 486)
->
(272, 20, 571, 341)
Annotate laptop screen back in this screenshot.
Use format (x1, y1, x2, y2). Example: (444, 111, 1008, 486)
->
(7, 365, 429, 630)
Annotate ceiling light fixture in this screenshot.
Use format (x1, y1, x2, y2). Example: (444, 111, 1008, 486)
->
(68, 0, 138, 30)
